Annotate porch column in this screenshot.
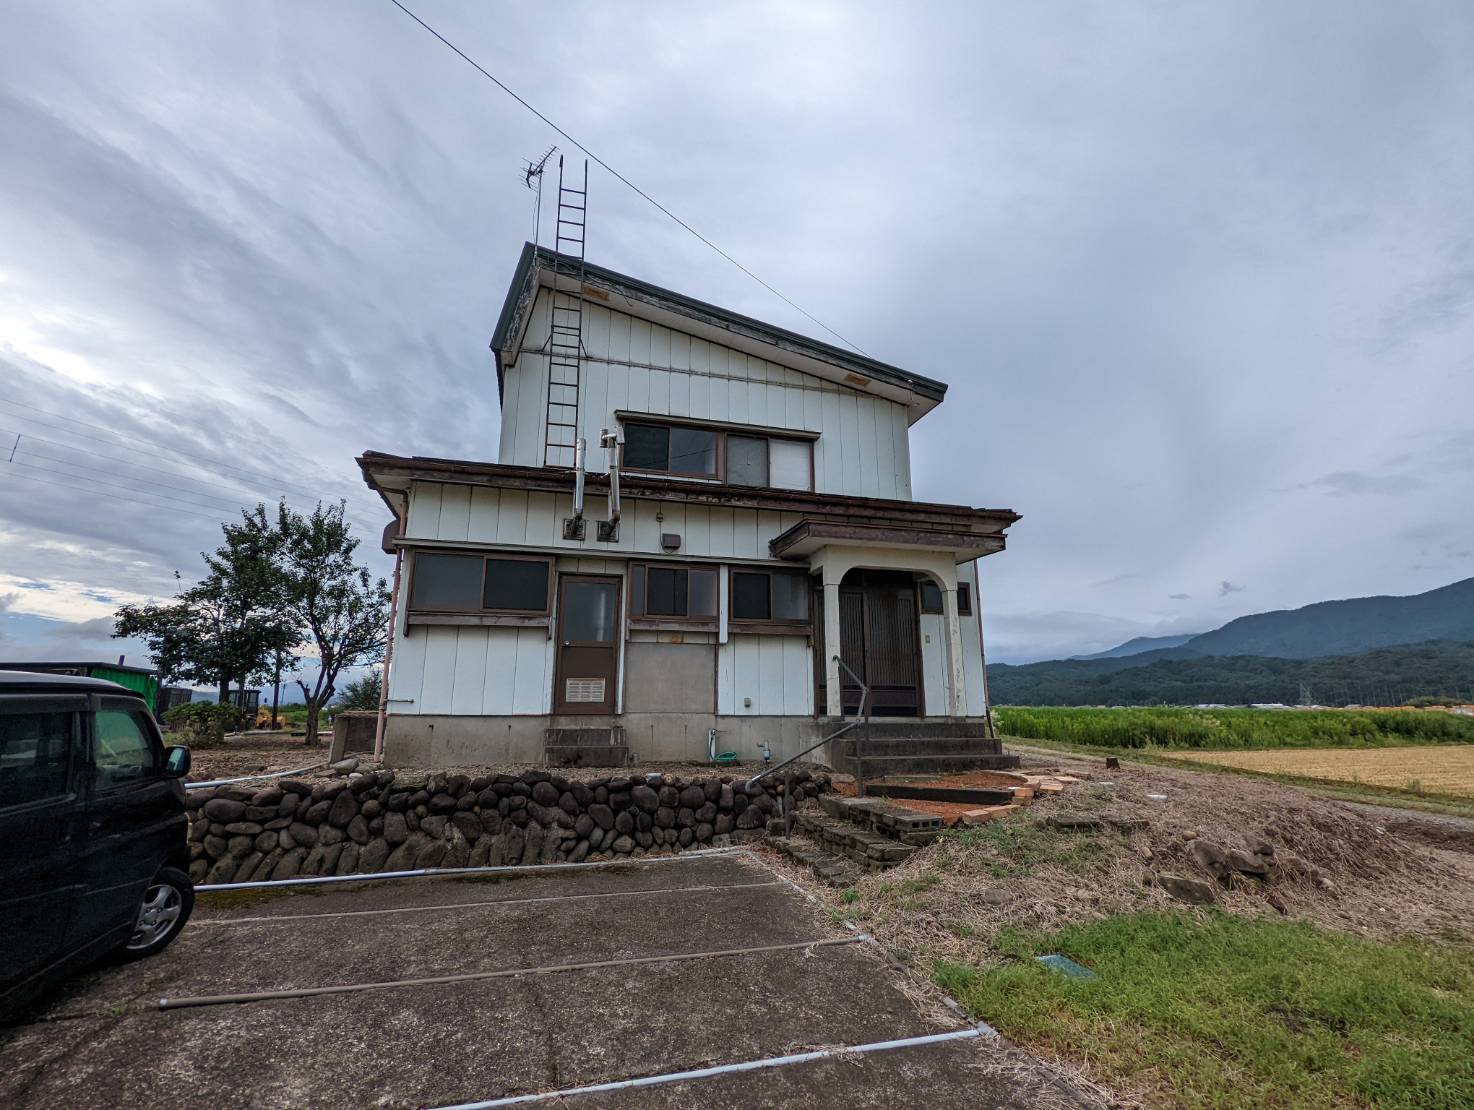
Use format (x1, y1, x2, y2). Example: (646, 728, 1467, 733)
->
(942, 585, 967, 717)
(822, 564, 843, 718)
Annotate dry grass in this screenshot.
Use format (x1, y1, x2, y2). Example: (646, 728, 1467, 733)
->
(1164, 744, 1474, 799)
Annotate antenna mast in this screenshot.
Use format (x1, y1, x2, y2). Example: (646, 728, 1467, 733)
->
(522, 144, 558, 249)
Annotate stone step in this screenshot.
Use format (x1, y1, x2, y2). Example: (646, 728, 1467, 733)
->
(817, 794, 944, 846)
(793, 812, 917, 870)
(544, 744, 631, 768)
(769, 834, 862, 887)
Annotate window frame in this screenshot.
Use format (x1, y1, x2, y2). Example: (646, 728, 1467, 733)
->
(618, 416, 814, 491)
(727, 566, 814, 635)
(0, 695, 82, 813)
(407, 551, 554, 620)
(627, 561, 720, 629)
(90, 699, 162, 795)
(958, 582, 973, 616)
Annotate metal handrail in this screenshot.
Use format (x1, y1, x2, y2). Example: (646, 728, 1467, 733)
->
(747, 656, 870, 796)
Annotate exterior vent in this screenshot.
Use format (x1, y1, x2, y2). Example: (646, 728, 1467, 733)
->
(564, 678, 606, 704)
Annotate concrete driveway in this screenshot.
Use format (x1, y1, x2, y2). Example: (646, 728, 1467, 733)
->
(0, 851, 1097, 1108)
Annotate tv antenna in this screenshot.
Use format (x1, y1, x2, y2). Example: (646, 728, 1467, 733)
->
(522, 144, 558, 247)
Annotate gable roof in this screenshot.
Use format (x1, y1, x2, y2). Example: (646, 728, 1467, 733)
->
(491, 243, 947, 422)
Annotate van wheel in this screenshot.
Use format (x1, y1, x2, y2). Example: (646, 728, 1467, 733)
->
(118, 867, 194, 960)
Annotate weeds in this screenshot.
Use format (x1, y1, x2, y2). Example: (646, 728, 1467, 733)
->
(935, 911, 1474, 1110)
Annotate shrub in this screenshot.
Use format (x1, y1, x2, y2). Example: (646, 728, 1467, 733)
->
(163, 702, 246, 747)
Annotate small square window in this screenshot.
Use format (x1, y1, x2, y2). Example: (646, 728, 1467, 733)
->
(731, 572, 771, 620)
(623, 423, 669, 470)
(727, 435, 768, 486)
(412, 554, 483, 609)
(768, 439, 812, 491)
(689, 568, 719, 617)
(669, 426, 717, 475)
(646, 566, 688, 616)
(771, 573, 810, 621)
(919, 581, 944, 614)
(482, 558, 550, 612)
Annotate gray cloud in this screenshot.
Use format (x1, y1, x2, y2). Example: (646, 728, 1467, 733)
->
(2, 0, 1473, 666)
(1218, 581, 1245, 597)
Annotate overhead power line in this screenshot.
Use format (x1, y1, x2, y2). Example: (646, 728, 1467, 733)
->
(386, 0, 871, 358)
(6, 468, 229, 523)
(0, 395, 376, 513)
(0, 424, 383, 533)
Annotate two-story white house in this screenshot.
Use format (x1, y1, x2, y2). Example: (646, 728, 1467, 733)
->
(358, 243, 1019, 770)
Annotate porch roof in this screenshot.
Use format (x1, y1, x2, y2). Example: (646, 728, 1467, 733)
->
(356, 451, 1019, 557)
(767, 519, 1006, 563)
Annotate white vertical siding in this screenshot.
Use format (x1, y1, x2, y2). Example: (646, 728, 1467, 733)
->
(717, 635, 813, 716)
(500, 288, 915, 498)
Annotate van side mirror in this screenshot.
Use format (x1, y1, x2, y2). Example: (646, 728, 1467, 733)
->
(164, 745, 191, 778)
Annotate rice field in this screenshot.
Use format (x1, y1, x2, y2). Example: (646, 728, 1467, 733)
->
(1164, 745, 1474, 799)
(995, 705, 1474, 750)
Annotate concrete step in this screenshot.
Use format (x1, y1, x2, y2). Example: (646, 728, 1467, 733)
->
(793, 812, 917, 870)
(831, 736, 1003, 756)
(847, 720, 995, 740)
(817, 794, 944, 846)
(835, 752, 1023, 775)
(544, 745, 631, 768)
(768, 834, 862, 887)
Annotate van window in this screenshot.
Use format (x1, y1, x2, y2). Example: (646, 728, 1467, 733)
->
(94, 709, 157, 790)
(0, 710, 73, 808)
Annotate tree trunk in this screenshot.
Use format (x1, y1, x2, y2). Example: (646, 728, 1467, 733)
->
(304, 700, 321, 747)
(271, 675, 281, 732)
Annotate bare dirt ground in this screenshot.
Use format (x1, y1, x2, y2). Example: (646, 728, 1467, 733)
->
(815, 746, 1474, 978)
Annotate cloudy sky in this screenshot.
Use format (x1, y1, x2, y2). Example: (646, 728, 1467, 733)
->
(1, 0, 1471, 671)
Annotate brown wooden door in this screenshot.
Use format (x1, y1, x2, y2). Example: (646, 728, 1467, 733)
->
(553, 575, 621, 715)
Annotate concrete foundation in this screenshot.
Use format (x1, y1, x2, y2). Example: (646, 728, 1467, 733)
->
(381, 713, 1011, 769)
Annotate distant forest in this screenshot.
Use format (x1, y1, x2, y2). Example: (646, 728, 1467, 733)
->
(988, 640, 1474, 707)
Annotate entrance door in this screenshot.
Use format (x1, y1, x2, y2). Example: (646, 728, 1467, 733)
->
(817, 570, 923, 717)
(553, 575, 621, 715)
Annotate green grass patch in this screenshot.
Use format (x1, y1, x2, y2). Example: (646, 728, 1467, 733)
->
(943, 818, 1105, 878)
(935, 911, 1474, 1109)
(995, 706, 1474, 750)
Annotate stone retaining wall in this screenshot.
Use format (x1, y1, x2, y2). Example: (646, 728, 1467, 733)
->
(185, 769, 829, 885)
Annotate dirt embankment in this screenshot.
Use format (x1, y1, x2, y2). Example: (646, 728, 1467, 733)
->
(832, 750, 1474, 968)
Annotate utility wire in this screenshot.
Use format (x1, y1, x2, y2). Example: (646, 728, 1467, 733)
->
(5, 454, 380, 535)
(0, 395, 375, 511)
(0, 424, 323, 512)
(386, 0, 872, 358)
(6, 468, 230, 523)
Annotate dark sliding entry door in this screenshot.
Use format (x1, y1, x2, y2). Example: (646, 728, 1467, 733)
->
(553, 575, 621, 715)
(816, 570, 923, 717)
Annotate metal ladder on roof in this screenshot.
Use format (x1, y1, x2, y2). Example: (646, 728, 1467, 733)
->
(543, 156, 588, 469)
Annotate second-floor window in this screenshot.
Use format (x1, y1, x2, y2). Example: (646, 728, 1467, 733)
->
(621, 419, 813, 491)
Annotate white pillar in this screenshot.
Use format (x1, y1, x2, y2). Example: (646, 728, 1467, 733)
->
(942, 585, 967, 717)
(823, 570, 843, 719)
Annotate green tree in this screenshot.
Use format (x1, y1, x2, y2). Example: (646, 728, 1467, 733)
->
(115, 506, 298, 703)
(273, 501, 390, 746)
(338, 670, 383, 711)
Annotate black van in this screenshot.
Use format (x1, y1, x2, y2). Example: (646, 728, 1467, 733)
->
(0, 670, 194, 1021)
